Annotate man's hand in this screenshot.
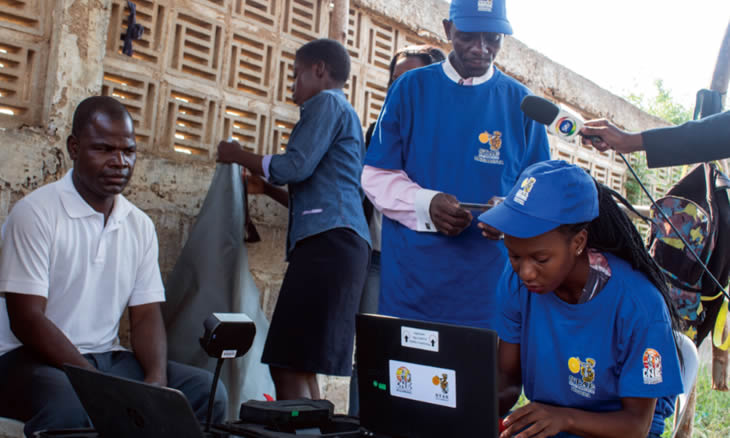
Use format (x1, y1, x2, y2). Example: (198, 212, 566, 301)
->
(478, 222, 503, 240)
(501, 402, 571, 438)
(143, 373, 167, 387)
(429, 193, 472, 236)
(129, 303, 168, 388)
(580, 119, 644, 154)
(217, 140, 243, 163)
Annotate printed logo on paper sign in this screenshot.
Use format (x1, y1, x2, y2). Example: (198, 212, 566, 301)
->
(432, 373, 450, 402)
(474, 130, 503, 165)
(395, 366, 413, 394)
(478, 0, 493, 12)
(642, 348, 663, 385)
(568, 356, 596, 398)
(514, 177, 536, 205)
(389, 360, 457, 408)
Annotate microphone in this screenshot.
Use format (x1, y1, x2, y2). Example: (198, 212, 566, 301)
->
(520, 95, 601, 143)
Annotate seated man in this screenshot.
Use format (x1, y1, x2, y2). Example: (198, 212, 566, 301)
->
(0, 96, 227, 436)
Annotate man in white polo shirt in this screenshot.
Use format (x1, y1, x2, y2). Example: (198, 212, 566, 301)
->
(0, 96, 227, 436)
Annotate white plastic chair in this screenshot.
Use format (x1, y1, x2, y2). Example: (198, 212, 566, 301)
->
(671, 332, 699, 438)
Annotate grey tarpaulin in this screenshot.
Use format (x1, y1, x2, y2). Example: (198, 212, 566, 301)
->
(162, 163, 275, 417)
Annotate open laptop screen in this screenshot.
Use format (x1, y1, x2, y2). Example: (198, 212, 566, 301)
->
(355, 314, 498, 438)
(64, 365, 207, 438)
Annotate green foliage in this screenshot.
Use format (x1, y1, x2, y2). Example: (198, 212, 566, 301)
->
(624, 154, 651, 205)
(623, 79, 693, 204)
(662, 366, 730, 437)
(627, 79, 692, 125)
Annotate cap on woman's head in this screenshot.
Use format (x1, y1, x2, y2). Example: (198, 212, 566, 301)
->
(478, 160, 599, 238)
(449, 0, 513, 35)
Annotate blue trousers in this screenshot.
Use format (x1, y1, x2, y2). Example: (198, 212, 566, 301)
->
(0, 347, 228, 436)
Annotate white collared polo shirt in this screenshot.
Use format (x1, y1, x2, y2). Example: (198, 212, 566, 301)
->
(0, 170, 165, 356)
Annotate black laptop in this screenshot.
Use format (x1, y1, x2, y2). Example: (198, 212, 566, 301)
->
(63, 365, 224, 438)
(355, 314, 498, 438)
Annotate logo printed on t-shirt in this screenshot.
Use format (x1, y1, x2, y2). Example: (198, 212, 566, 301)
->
(474, 130, 504, 165)
(478, 0, 494, 12)
(642, 348, 663, 385)
(514, 177, 536, 205)
(568, 356, 596, 398)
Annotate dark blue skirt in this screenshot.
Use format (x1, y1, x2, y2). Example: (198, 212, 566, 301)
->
(261, 227, 370, 376)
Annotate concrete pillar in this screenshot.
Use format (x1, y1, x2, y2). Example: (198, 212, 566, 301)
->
(44, 0, 112, 138)
(329, 0, 350, 44)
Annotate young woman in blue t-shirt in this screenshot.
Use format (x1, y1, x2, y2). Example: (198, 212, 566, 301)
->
(478, 160, 683, 438)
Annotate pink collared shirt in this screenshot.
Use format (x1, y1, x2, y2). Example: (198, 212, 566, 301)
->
(361, 57, 494, 232)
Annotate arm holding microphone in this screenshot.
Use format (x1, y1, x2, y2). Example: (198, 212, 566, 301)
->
(580, 111, 730, 168)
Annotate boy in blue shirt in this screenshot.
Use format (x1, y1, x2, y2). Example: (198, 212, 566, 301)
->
(478, 161, 683, 438)
(216, 39, 371, 400)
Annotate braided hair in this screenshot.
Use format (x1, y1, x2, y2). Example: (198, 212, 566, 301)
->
(387, 45, 446, 87)
(559, 181, 682, 333)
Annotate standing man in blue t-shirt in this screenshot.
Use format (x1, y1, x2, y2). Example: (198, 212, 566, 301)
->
(362, 0, 550, 329)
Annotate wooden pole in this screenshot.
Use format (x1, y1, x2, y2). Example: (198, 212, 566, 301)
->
(710, 18, 730, 391)
(328, 0, 350, 44)
(709, 19, 730, 107)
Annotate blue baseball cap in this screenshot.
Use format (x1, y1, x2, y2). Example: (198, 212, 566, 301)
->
(449, 0, 513, 35)
(478, 160, 599, 238)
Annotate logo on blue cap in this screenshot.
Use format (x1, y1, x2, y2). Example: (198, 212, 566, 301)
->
(449, 0, 513, 35)
(477, 160, 599, 239)
(514, 177, 536, 206)
(478, 0, 493, 12)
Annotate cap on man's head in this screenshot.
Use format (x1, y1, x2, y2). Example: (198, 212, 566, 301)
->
(449, 0, 513, 35)
(478, 160, 599, 238)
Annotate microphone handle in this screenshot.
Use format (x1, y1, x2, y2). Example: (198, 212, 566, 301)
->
(578, 132, 603, 144)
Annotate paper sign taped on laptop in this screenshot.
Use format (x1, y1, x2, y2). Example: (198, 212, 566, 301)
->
(401, 325, 439, 352)
(389, 359, 457, 408)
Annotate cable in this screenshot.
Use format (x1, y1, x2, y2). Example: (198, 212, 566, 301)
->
(619, 152, 730, 302)
(205, 357, 225, 432)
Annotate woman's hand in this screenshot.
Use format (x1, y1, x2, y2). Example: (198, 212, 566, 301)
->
(243, 168, 267, 195)
(501, 402, 571, 438)
(217, 140, 243, 163)
(478, 222, 503, 240)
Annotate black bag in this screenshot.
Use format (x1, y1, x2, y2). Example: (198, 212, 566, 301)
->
(648, 163, 730, 344)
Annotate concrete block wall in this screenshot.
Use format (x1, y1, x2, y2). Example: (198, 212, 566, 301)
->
(0, 0, 678, 414)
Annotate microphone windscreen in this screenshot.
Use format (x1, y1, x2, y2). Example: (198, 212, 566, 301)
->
(520, 95, 560, 126)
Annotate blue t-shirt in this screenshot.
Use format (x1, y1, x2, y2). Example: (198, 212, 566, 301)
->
(497, 253, 684, 436)
(365, 64, 550, 328)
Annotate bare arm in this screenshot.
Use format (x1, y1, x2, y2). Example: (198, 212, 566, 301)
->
(501, 397, 655, 438)
(246, 171, 289, 207)
(129, 303, 167, 386)
(498, 340, 522, 417)
(6, 293, 94, 370)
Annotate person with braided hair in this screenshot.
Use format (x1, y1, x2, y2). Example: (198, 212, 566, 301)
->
(477, 160, 683, 438)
